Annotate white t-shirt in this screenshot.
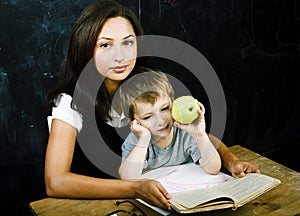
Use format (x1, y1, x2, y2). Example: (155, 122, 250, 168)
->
(47, 93, 83, 132)
(47, 93, 128, 133)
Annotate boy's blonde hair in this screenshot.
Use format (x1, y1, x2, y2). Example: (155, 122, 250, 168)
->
(115, 67, 174, 120)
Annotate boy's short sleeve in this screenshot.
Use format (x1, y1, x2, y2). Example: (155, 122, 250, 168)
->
(47, 93, 83, 133)
(121, 132, 139, 160)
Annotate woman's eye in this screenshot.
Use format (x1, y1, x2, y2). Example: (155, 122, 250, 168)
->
(99, 43, 111, 49)
(123, 40, 134, 46)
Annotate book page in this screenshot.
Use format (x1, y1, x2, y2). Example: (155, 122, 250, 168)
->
(169, 186, 232, 209)
(139, 163, 232, 214)
(170, 198, 233, 213)
(167, 173, 280, 210)
(211, 173, 281, 208)
(141, 163, 232, 193)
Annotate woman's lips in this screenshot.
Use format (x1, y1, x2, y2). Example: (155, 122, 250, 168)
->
(112, 65, 127, 73)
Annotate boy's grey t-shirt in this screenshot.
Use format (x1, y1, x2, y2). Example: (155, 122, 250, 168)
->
(121, 123, 201, 172)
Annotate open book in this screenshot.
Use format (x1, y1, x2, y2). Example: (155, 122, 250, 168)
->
(140, 163, 281, 214)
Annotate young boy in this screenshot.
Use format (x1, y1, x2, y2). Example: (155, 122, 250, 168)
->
(116, 67, 222, 180)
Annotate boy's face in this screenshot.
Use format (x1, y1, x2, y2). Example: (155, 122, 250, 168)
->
(133, 95, 174, 142)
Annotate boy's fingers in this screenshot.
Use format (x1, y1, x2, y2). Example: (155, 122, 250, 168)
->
(195, 100, 205, 115)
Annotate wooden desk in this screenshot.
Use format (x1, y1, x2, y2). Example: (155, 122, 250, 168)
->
(29, 145, 300, 216)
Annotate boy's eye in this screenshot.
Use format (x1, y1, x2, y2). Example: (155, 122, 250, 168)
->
(143, 115, 151, 120)
(161, 106, 169, 111)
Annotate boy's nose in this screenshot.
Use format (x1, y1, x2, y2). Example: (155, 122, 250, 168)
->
(156, 114, 165, 125)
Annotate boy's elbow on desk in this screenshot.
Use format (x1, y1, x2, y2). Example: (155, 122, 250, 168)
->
(201, 158, 222, 175)
(202, 163, 222, 175)
(118, 166, 142, 180)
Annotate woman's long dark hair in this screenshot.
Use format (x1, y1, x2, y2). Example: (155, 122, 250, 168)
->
(47, 0, 144, 121)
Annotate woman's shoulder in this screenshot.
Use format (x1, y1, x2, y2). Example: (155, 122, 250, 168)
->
(54, 93, 72, 106)
(48, 93, 83, 132)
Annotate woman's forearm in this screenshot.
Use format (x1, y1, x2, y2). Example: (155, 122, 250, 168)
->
(45, 172, 136, 198)
(208, 134, 239, 172)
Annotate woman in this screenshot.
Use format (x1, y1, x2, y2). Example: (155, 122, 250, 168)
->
(45, 0, 171, 210)
(45, 0, 259, 211)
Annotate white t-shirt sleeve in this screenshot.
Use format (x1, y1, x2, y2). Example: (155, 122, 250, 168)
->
(47, 93, 83, 133)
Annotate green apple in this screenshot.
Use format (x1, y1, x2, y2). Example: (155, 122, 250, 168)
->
(172, 96, 199, 124)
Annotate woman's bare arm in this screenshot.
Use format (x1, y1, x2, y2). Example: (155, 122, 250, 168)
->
(208, 134, 260, 178)
(44, 119, 171, 209)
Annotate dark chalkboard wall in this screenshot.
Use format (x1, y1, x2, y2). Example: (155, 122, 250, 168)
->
(1, 0, 299, 215)
(0, 1, 90, 215)
(153, 0, 300, 163)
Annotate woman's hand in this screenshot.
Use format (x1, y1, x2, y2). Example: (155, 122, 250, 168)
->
(229, 159, 260, 178)
(133, 179, 172, 210)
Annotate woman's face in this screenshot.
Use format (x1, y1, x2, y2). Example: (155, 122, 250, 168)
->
(94, 16, 137, 82)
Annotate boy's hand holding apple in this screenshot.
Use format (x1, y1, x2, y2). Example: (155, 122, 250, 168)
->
(172, 96, 207, 139)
